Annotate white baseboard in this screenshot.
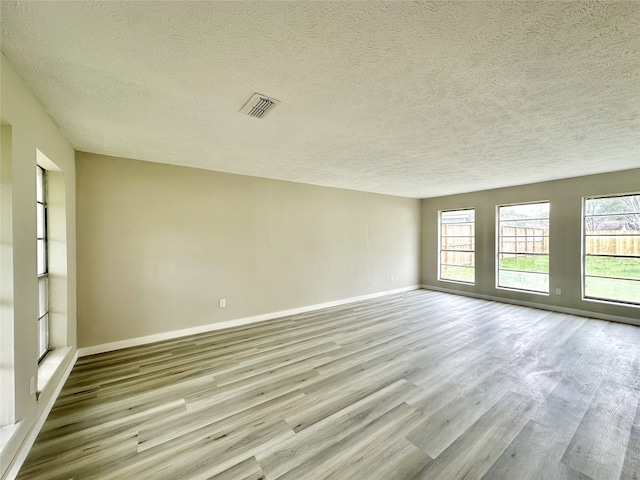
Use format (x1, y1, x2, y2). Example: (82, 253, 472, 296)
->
(420, 284, 640, 326)
(2, 350, 78, 480)
(78, 285, 420, 357)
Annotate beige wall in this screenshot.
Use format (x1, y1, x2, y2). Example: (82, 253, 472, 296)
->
(1, 53, 76, 475)
(421, 169, 640, 323)
(76, 152, 421, 348)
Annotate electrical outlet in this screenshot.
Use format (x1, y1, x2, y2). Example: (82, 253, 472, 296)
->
(390, 275, 394, 283)
(219, 299, 226, 308)
(555, 288, 561, 295)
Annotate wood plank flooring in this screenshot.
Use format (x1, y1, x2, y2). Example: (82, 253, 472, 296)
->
(17, 290, 640, 480)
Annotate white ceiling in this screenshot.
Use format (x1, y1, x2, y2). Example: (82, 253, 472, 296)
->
(1, 1, 639, 198)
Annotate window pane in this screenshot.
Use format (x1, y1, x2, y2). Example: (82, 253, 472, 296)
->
(499, 225, 549, 233)
(37, 203, 45, 238)
(585, 194, 640, 216)
(499, 270, 549, 293)
(585, 236, 639, 255)
(442, 224, 475, 236)
(499, 219, 549, 232)
(440, 209, 475, 285)
(585, 256, 640, 280)
(442, 209, 475, 223)
(585, 277, 640, 304)
(499, 254, 549, 273)
(499, 218, 550, 225)
(37, 239, 47, 275)
(499, 203, 549, 221)
(499, 236, 549, 254)
(36, 167, 44, 203)
(441, 251, 474, 267)
(38, 276, 48, 318)
(38, 313, 49, 360)
(441, 236, 475, 251)
(584, 214, 640, 233)
(440, 265, 475, 283)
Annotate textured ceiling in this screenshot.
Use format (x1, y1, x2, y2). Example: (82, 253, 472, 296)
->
(1, 1, 639, 198)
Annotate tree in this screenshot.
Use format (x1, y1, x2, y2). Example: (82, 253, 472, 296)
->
(585, 194, 640, 232)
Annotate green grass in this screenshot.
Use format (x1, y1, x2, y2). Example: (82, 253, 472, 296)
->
(585, 277, 638, 304)
(498, 270, 548, 293)
(440, 266, 475, 283)
(585, 256, 640, 280)
(584, 256, 639, 304)
(500, 255, 548, 273)
(499, 254, 639, 279)
(498, 255, 549, 291)
(442, 254, 639, 303)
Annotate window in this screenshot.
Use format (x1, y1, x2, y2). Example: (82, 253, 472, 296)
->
(497, 202, 549, 293)
(583, 194, 640, 306)
(439, 209, 475, 284)
(36, 166, 49, 362)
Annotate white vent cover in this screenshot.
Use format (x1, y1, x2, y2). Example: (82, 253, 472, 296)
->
(240, 93, 280, 118)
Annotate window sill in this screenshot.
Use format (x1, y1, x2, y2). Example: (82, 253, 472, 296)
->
(582, 296, 640, 309)
(438, 279, 475, 286)
(37, 346, 72, 398)
(0, 420, 23, 455)
(496, 286, 550, 297)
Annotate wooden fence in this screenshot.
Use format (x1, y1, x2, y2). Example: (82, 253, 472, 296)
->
(499, 226, 548, 257)
(442, 226, 640, 266)
(586, 230, 640, 256)
(441, 224, 474, 266)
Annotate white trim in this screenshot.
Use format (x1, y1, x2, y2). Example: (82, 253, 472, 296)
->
(2, 350, 78, 480)
(0, 423, 23, 463)
(582, 296, 640, 310)
(420, 285, 640, 326)
(37, 347, 72, 394)
(437, 278, 475, 287)
(77, 286, 420, 357)
(495, 285, 549, 297)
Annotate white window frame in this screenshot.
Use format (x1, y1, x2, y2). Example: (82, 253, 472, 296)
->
(37, 165, 49, 362)
(496, 201, 550, 294)
(582, 193, 640, 307)
(438, 208, 475, 284)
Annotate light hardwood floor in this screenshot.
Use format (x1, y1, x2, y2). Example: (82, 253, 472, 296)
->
(17, 290, 640, 479)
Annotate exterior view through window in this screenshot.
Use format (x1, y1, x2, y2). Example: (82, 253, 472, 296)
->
(439, 209, 475, 284)
(498, 202, 549, 293)
(37, 166, 49, 362)
(584, 194, 640, 306)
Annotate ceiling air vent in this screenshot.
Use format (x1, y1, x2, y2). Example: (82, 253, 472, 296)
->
(240, 93, 280, 118)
